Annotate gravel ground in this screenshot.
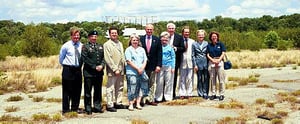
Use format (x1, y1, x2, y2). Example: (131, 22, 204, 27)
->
(1, 66, 299, 124)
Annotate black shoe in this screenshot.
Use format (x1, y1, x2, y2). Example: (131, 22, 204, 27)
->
(92, 108, 104, 113)
(71, 109, 84, 114)
(115, 104, 128, 109)
(219, 95, 225, 101)
(209, 95, 217, 100)
(86, 111, 92, 115)
(106, 107, 117, 112)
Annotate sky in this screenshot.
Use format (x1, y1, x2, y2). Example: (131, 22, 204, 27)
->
(0, 0, 300, 24)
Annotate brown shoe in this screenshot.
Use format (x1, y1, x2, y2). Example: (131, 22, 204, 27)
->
(148, 102, 158, 106)
(145, 100, 157, 106)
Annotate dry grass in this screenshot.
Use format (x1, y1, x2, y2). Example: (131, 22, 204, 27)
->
(273, 79, 296, 83)
(227, 74, 259, 86)
(131, 118, 149, 124)
(32, 96, 44, 102)
(0, 114, 23, 122)
(163, 97, 205, 106)
(217, 116, 247, 124)
(46, 98, 62, 103)
(63, 112, 78, 118)
(255, 98, 266, 104)
(32, 113, 50, 121)
(227, 49, 300, 69)
(257, 84, 271, 88)
(6, 95, 23, 102)
(0, 55, 60, 72)
(4, 106, 20, 112)
(217, 99, 244, 109)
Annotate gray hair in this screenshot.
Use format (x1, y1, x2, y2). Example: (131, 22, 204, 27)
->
(167, 23, 176, 28)
(160, 31, 170, 37)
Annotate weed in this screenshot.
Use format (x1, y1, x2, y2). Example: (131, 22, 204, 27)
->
(255, 98, 266, 104)
(63, 112, 78, 118)
(271, 118, 284, 124)
(6, 95, 23, 102)
(131, 118, 149, 124)
(266, 102, 275, 108)
(291, 90, 300, 96)
(217, 99, 244, 109)
(0, 114, 22, 121)
(217, 116, 247, 124)
(32, 96, 44, 102)
(256, 84, 270, 88)
(46, 98, 62, 103)
(292, 65, 297, 70)
(273, 79, 295, 83)
(4, 106, 20, 112)
(52, 113, 62, 122)
(50, 76, 61, 86)
(276, 111, 288, 117)
(32, 113, 50, 121)
(35, 83, 48, 92)
(225, 82, 239, 89)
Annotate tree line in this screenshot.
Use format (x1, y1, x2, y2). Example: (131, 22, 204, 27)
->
(0, 13, 299, 60)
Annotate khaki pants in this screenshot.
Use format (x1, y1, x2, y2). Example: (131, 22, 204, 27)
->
(106, 75, 124, 108)
(208, 61, 226, 96)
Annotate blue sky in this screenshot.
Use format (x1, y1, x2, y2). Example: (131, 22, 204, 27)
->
(1, 0, 299, 24)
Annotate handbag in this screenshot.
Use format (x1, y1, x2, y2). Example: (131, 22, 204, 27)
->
(224, 54, 232, 70)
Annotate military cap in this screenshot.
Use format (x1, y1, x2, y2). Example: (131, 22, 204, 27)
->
(88, 30, 98, 36)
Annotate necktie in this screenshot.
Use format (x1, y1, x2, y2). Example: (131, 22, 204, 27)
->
(185, 38, 188, 49)
(74, 43, 80, 66)
(146, 36, 151, 53)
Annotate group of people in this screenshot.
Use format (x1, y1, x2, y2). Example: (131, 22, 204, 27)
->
(59, 23, 227, 115)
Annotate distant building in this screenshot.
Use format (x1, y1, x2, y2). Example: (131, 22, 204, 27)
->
(105, 28, 145, 38)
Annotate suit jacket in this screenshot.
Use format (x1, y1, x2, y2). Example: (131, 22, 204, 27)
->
(172, 33, 185, 68)
(140, 35, 162, 71)
(81, 42, 105, 77)
(103, 39, 125, 76)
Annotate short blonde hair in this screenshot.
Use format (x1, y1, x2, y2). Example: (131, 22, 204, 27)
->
(196, 29, 206, 35)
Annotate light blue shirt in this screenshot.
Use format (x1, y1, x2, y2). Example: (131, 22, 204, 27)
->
(162, 44, 175, 69)
(125, 46, 147, 75)
(59, 40, 82, 67)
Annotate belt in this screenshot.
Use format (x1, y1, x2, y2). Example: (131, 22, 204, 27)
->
(63, 65, 81, 70)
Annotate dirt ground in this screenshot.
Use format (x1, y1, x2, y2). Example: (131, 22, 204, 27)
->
(0, 66, 299, 124)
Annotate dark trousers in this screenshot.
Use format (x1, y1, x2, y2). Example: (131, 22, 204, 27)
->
(172, 66, 179, 98)
(62, 66, 82, 113)
(196, 69, 209, 97)
(84, 76, 103, 112)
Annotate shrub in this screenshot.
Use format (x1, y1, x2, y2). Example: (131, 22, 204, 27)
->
(6, 95, 23, 102)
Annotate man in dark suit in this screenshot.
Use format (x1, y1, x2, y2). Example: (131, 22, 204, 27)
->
(140, 23, 162, 106)
(167, 23, 185, 99)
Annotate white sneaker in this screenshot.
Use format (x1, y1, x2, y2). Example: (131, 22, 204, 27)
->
(128, 105, 134, 111)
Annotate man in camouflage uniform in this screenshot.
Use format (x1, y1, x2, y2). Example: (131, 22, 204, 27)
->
(81, 30, 105, 115)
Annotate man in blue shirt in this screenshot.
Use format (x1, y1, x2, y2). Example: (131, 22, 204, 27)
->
(59, 27, 83, 114)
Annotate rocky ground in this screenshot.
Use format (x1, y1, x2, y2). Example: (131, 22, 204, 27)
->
(0, 66, 299, 124)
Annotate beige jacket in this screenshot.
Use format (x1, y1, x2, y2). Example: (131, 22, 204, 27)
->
(103, 39, 125, 76)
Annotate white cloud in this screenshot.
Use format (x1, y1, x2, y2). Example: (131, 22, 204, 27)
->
(241, 0, 290, 9)
(286, 8, 300, 14)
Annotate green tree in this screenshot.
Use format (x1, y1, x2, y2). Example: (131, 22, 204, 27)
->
(264, 31, 280, 48)
(21, 24, 54, 57)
